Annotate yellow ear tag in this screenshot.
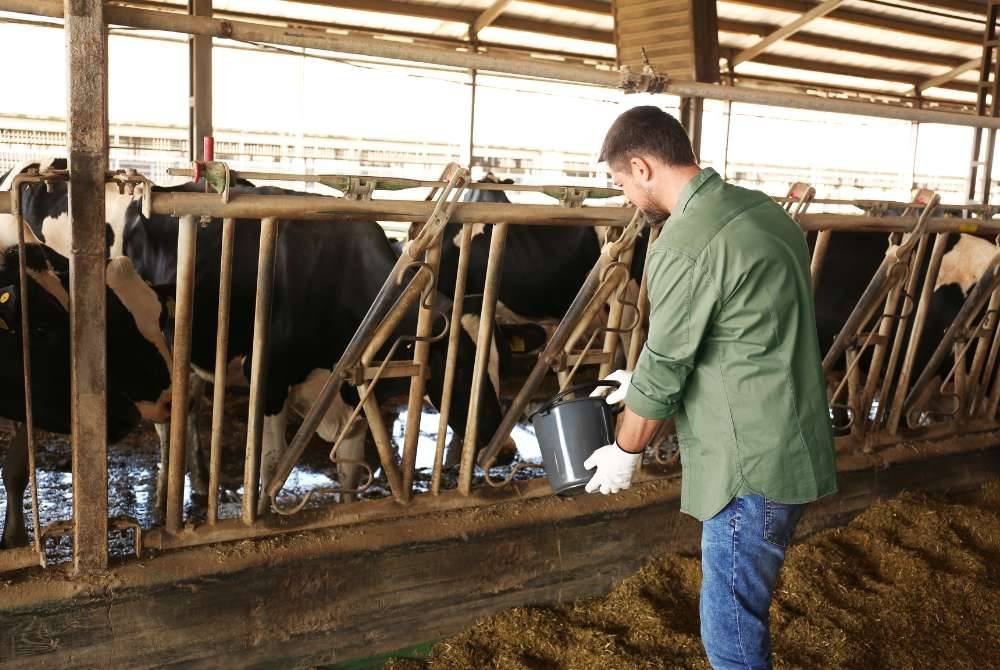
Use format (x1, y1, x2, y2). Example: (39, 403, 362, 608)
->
(0, 317, 9, 331)
(0, 292, 10, 304)
(166, 298, 176, 318)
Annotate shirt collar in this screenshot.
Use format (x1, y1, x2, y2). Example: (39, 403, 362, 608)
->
(672, 167, 719, 216)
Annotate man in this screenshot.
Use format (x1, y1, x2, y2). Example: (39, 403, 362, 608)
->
(584, 106, 837, 670)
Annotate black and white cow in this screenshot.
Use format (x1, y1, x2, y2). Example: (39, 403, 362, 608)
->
(0, 213, 172, 547)
(122, 182, 514, 509)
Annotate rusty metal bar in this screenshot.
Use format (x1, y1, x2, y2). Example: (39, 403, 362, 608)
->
(188, 0, 213, 162)
(244, 217, 279, 522)
(266, 169, 468, 504)
(433, 224, 474, 495)
(964, 288, 1000, 417)
(809, 230, 832, 293)
(477, 211, 645, 469)
(400, 240, 443, 499)
(207, 217, 235, 524)
(598, 238, 636, 379)
(905, 258, 1000, 418)
(459, 223, 509, 496)
(65, 0, 109, 573)
(626, 226, 660, 370)
(887, 233, 949, 434)
(166, 215, 198, 534)
(11, 186, 42, 560)
(874, 233, 931, 428)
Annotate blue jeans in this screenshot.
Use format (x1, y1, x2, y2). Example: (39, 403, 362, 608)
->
(700, 494, 805, 670)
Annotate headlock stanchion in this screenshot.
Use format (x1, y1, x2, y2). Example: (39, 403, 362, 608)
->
(5, 163, 1000, 567)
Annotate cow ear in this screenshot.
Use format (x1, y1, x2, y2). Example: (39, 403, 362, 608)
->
(0, 285, 18, 333)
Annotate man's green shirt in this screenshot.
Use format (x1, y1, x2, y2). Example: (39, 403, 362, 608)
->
(625, 168, 837, 521)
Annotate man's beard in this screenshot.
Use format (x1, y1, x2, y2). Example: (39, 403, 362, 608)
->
(638, 191, 669, 222)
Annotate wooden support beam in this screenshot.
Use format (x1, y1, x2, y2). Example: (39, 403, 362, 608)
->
(188, 0, 212, 161)
(718, 18, 970, 68)
(740, 51, 979, 94)
(732, 0, 846, 65)
(724, 0, 983, 44)
(916, 58, 981, 92)
(64, 0, 109, 574)
(471, 0, 516, 37)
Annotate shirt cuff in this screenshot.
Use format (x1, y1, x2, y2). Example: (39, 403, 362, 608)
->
(624, 382, 677, 420)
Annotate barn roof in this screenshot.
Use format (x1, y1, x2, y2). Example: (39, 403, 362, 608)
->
(100, 0, 988, 111)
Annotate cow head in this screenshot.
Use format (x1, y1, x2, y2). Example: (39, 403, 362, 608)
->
(0, 246, 143, 441)
(104, 256, 173, 424)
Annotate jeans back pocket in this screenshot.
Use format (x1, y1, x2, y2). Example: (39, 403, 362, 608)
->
(763, 497, 805, 548)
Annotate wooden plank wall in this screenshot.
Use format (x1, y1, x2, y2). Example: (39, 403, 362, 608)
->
(0, 444, 996, 669)
(613, 0, 720, 83)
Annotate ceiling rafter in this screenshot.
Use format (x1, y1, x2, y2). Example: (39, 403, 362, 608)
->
(722, 0, 982, 44)
(732, 0, 846, 65)
(719, 18, 969, 67)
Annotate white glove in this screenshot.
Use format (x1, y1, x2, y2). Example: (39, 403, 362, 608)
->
(589, 369, 632, 405)
(583, 443, 641, 495)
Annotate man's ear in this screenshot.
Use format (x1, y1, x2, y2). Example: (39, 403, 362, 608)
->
(629, 155, 653, 183)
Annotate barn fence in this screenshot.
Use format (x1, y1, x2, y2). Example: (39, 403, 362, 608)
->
(1, 161, 1000, 571)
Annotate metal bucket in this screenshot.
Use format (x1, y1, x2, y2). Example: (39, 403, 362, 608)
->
(530, 380, 622, 496)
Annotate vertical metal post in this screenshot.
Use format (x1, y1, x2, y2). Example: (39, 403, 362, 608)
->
(888, 233, 948, 434)
(189, 0, 213, 161)
(65, 0, 109, 573)
(244, 217, 279, 523)
(719, 100, 732, 180)
(467, 69, 477, 168)
(679, 97, 703, 162)
(459, 223, 509, 495)
(166, 215, 198, 534)
(906, 122, 920, 194)
(400, 239, 442, 498)
(207, 217, 235, 523)
(627, 226, 660, 370)
(432, 223, 473, 495)
(599, 240, 636, 379)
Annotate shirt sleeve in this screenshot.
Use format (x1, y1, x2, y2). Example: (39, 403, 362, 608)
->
(625, 248, 721, 420)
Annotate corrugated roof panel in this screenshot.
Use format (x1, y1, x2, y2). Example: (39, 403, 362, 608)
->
(478, 25, 615, 57)
(504, 1, 614, 31)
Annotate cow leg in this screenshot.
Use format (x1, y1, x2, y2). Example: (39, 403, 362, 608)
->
(258, 404, 288, 516)
(186, 374, 207, 498)
(153, 422, 170, 523)
(1, 423, 30, 549)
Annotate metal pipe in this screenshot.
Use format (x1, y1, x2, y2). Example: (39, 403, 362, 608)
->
(477, 211, 645, 469)
(905, 260, 1000, 415)
(599, 239, 636, 379)
(12, 196, 41, 557)
(870, 233, 931, 432)
(207, 217, 235, 524)
(188, 0, 213, 161)
(432, 225, 473, 495)
(400, 241, 442, 499)
(244, 217, 279, 522)
(963, 288, 1000, 417)
(809, 229, 832, 293)
(267, 169, 468, 502)
(10, 0, 1000, 129)
(887, 233, 949, 434)
(977, 291, 1000, 419)
(459, 222, 509, 496)
(359, 385, 404, 498)
(65, 0, 109, 572)
(166, 215, 198, 534)
(626, 226, 660, 370)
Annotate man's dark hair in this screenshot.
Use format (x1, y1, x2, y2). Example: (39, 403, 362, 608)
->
(599, 106, 697, 169)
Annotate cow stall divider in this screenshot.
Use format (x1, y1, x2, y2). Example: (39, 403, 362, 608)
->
(3, 166, 1000, 565)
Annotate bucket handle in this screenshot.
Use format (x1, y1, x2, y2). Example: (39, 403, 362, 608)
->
(531, 379, 621, 419)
